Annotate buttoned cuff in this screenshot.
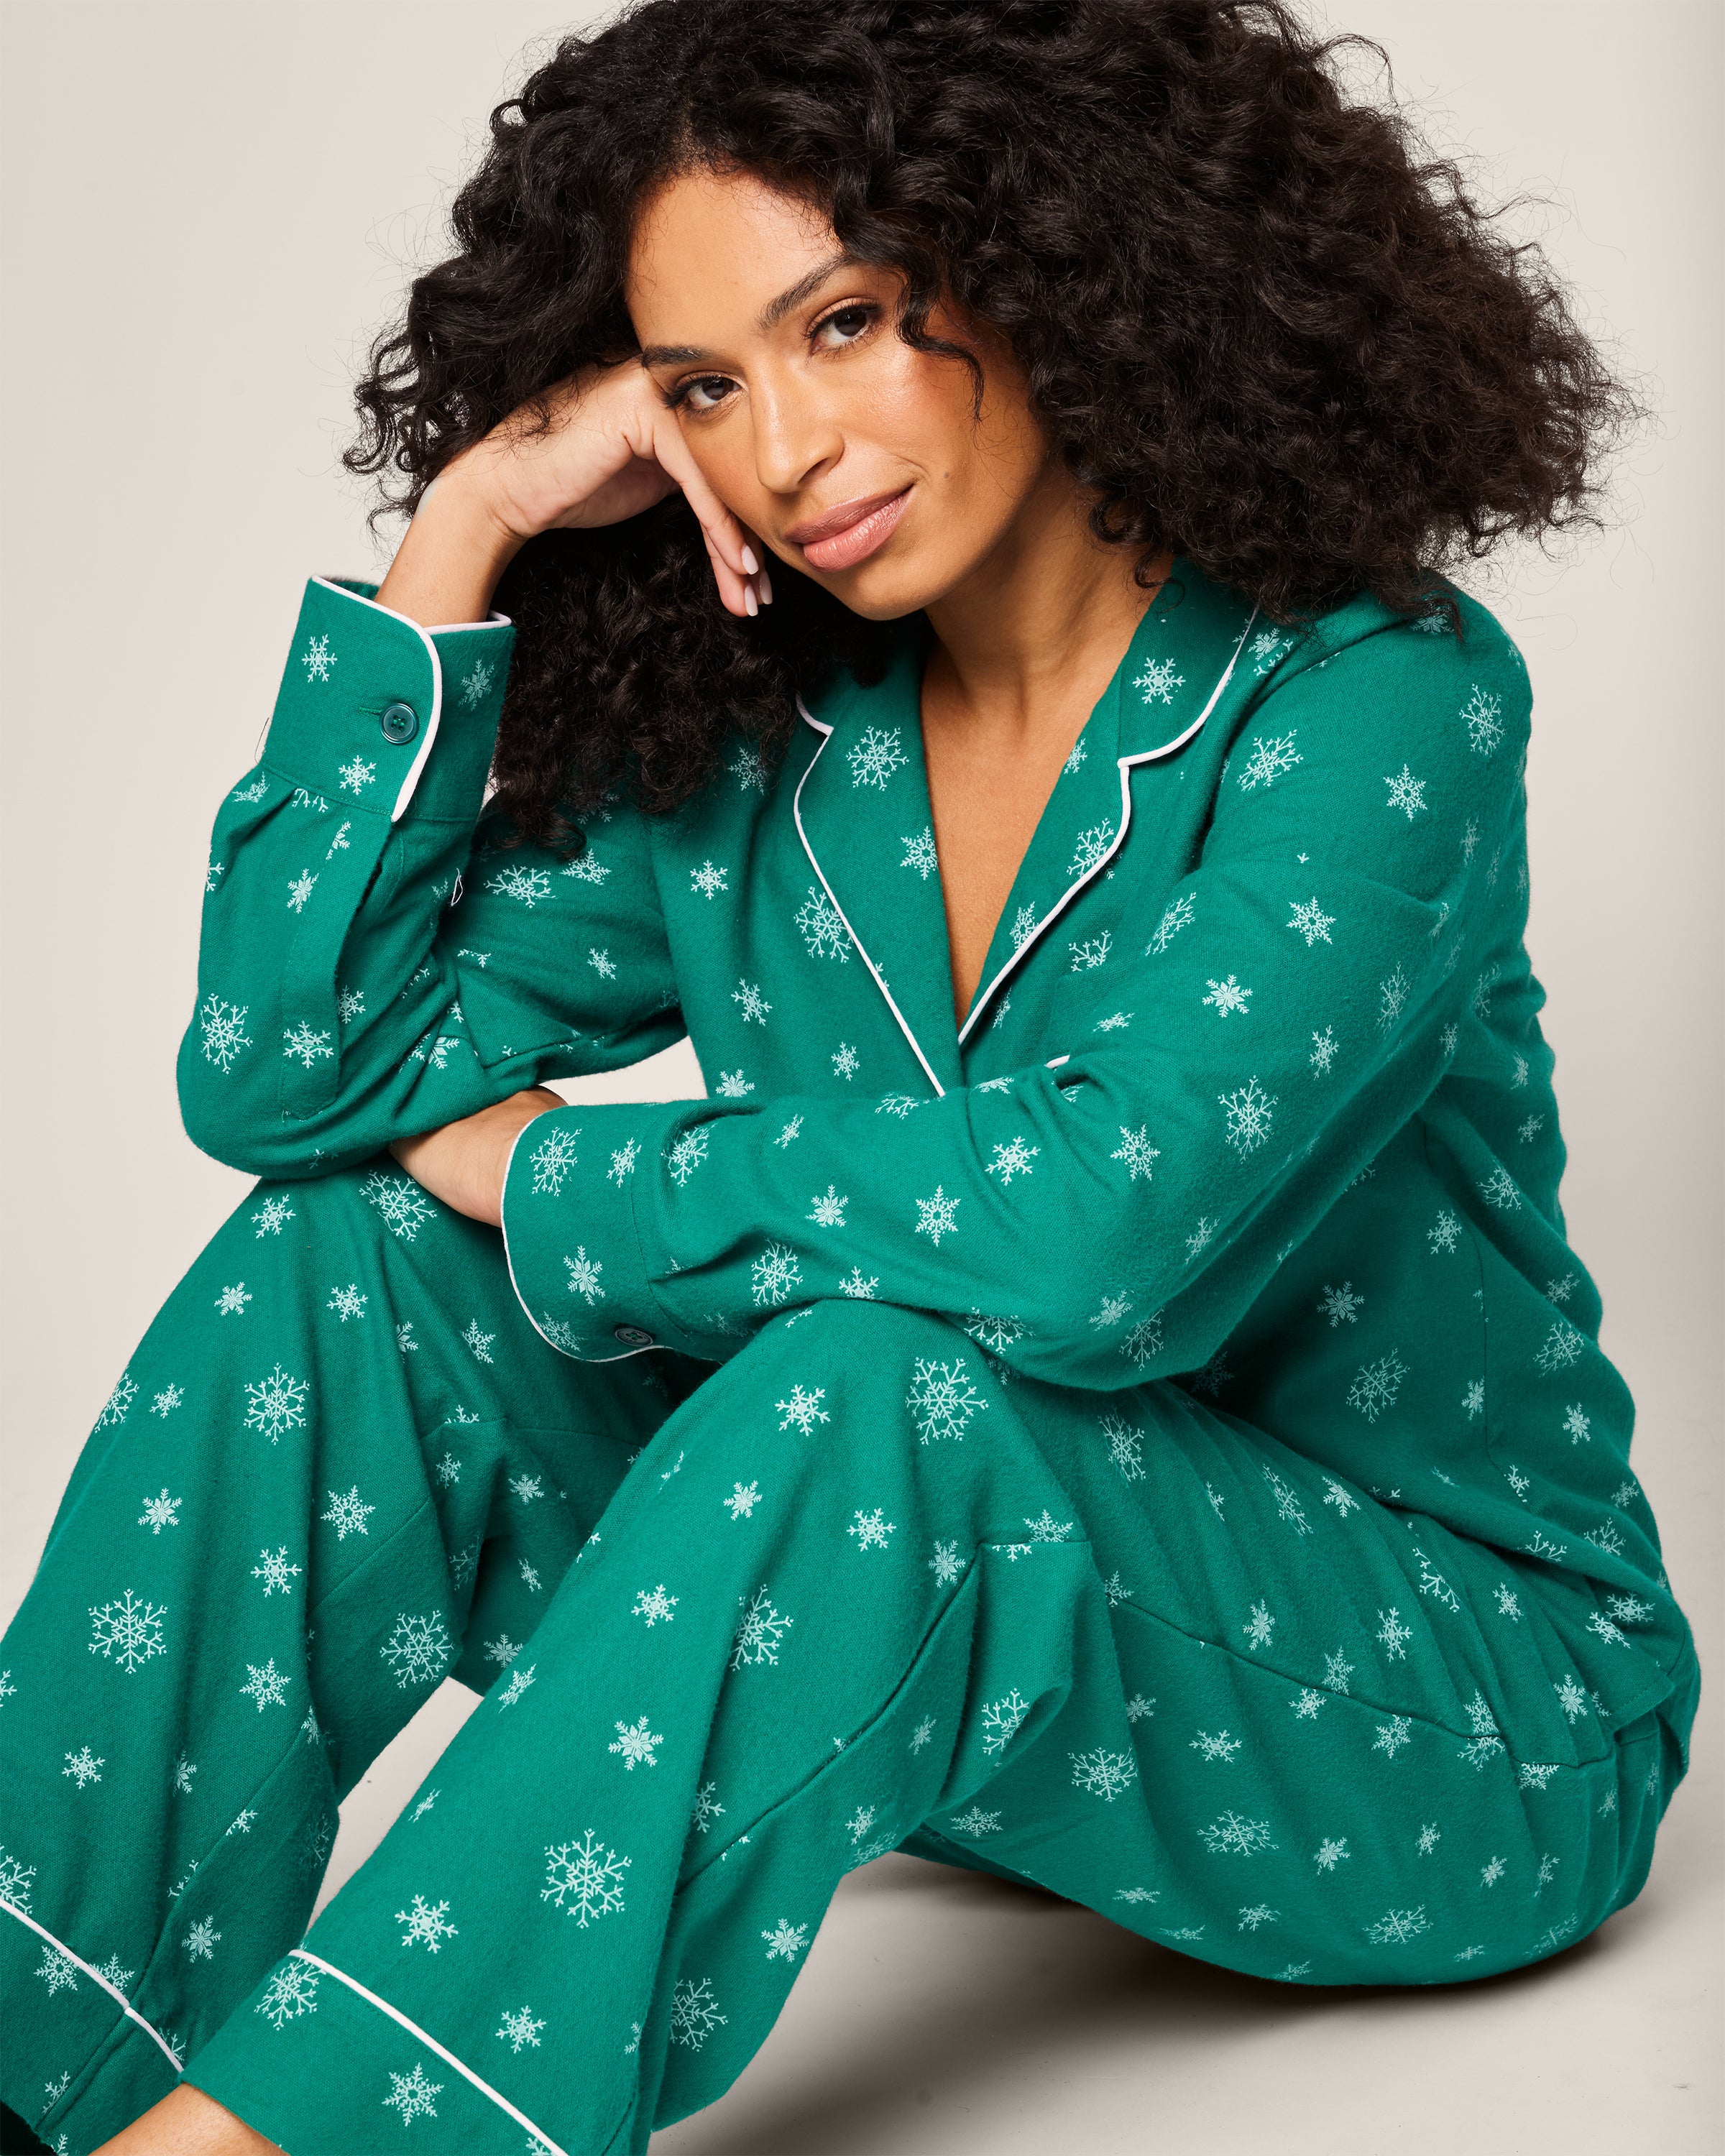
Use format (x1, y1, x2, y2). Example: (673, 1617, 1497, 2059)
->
(265, 576, 515, 826)
(500, 1100, 722, 1364)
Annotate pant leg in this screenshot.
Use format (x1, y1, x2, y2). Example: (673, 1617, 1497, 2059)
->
(0, 1153, 681, 2155)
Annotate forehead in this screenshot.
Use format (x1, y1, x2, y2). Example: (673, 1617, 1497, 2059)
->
(625, 166, 840, 330)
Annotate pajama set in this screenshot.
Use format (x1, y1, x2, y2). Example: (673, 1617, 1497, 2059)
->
(1, 557, 1701, 2156)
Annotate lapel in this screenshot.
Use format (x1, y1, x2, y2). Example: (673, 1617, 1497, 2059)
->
(792, 558, 1259, 1093)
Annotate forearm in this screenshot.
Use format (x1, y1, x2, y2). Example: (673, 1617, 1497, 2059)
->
(373, 470, 525, 628)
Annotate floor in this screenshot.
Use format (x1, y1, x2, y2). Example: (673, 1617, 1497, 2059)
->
(316, 1407, 1720, 2156)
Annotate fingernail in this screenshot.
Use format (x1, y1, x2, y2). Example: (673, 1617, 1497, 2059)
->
(743, 584, 759, 617)
(740, 544, 760, 576)
(759, 566, 773, 604)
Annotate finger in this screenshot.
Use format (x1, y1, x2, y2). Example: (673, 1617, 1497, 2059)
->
(700, 525, 759, 618)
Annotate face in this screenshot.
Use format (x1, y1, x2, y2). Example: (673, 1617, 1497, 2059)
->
(625, 163, 1057, 619)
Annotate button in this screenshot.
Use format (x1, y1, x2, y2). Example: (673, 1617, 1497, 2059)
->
(380, 700, 419, 745)
(614, 1324, 655, 1347)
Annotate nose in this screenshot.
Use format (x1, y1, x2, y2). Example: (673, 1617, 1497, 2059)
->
(749, 362, 844, 500)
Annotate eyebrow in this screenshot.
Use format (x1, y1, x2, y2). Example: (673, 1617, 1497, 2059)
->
(636, 249, 857, 369)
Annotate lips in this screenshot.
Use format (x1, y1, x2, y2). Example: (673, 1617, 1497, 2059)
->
(789, 487, 911, 571)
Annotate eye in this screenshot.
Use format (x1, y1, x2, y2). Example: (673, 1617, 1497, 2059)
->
(666, 373, 735, 415)
(812, 301, 878, 349)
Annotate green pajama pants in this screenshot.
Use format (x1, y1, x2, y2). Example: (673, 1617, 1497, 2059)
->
(1, 1157, 1688, 2155)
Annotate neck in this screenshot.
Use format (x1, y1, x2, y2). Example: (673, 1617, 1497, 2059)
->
(920, 461, 1172, 748)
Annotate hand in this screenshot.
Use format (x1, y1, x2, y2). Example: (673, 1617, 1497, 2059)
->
(387, 1089, 565, 1228)
(405, 359, 771, 622)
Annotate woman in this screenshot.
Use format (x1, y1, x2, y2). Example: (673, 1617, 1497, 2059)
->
(0, 1, 1698, 2151)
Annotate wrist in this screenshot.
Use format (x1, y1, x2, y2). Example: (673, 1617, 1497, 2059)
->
(375, 474, 525, 628)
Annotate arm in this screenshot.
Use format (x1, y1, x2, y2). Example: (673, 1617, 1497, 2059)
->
(496, 612, 1533, 1382)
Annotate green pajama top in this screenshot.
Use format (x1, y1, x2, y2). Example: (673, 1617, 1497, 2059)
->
(177, 560, 1690, 1751)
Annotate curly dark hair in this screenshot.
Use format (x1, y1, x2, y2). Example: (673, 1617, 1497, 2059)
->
(346, 0, 1637, 855)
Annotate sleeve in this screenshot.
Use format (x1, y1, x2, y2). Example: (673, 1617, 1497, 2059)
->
(497, 614, 1532, 1384)
(176, 575, 682, 1179)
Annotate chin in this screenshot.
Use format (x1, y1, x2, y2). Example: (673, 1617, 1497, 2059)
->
(814, 553, 960, 624)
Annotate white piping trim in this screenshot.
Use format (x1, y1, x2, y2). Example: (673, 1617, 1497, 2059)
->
(791, 706, 949, 1098)
(1, 1895, 184, 2073)
(311, 576, 448, 826)
(954, 604, 1261, 1044)
(496, 1111, 663, 1364)
(288, 1948, 568, 2155)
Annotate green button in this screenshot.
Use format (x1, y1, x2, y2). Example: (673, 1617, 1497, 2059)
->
(380, 701, 419, 745)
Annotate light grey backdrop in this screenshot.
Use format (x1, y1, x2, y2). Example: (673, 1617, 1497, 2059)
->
(2, 4, 1717, 2150)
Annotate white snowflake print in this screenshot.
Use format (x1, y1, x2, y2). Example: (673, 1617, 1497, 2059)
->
(1309, 1026, 1338, 1076)
(285, 869, 318, 915)
(1071, 1748, 1139, 1802)
(239, 1659, 289, 1712)
(980, 1690, 1031, 1756)
(730, 978, 772, 1026)
(256, 1961, 321, 2030)
(461, 1319, 496, 1365)
(730, 742, 770, 795)
(689, 1782, 726, 1838)
(380, 1612, 454, 1691)
(242, 1361, 310, 1447)
(1559, 1402, 1594, 1448)
(498, 1666, 535, 1710)
(1069, 931, 1113, 971)
(1236, 731, 1302, 792)
(251, 1194, 296, 1238)
(1535, 1321, 1588, 1374)
(35, 1944, 80, 1995)
(1110, 1125, 1161, 1181)
(88, 1589, 167, 1674)
(805, 1185, 849, 1228)
(608, 1715, 664, 1772)
(1286, 895, 1336, 947)
(1317, 1281, 1363, 1328)
(1100, 1412, 1146, 1483)
(847, 1507, 897, 1552)
(1121, 1312, 1164, 1368)
(985, 1135, 1041, 1186)
(948, 1805, 1005, 1838)
(1517, 1760, 1562, 1792)
(927, 1539, 970, 1588)
(730, 1585, 796, 1669)
(1190, 1728, 1243, 1764)
(0, 1846, 37, 1912)
(910, 1715, 939, 1754)
(1130, 653, 1185, 706)
(1376, 1608, 1414, 1662)
(848, 725, 907, 789)
(1243, 1601, 1276, 1651)
(1262, 1466, 1311, 1536)
(1116, 1886, 1160, 1906)
(489, 2004, 545, 2058)
(1201, 1812, 1279, 1858)
(914, 1184, 961, 1246)
(198, 993, 254, 1074)
(966, 1309, 1031, 1353)
(631, 1584, 678, 1628)
(1202, 974, 1252, 1018)
(1428, 1210, 1463, 1256)
(907, 1357, 988, 1444)
(484, 863, 553, 908)
(1312, 1836, 1351, 1873)
(1068, 823, 1117, 877)
(321, 1485, 375, 1542)
(756, 1917, 811, 1966)
(837, 1266, 880, 1299)
(898, 824, 939, 881)
(526, 1124, 581, 1197)
(322, 1283, 367, 1327)
(1384, 764, 1429, 820)
(509, 1473, 546, 1505)
(669, 1975, 729, 2052)
(1460, 686, 1504, 756)
(183, 1917, 221, 1962)
(62, 1746, 104, 1787)
(1346, 1350, 1408, 1424)
(1378, 964, 1410, 1032)
(1588, 1609, 1632, 1650)
(584, 946, 617, 982)
(382, 2063, 443, 2125)
(1322, 1647, 1356, 1696)
(300, 632, 336, 683)
(750, 1243, 803, 1307)
(541, 1829, 632, 1927)
(137, 1488, 183, 1535)
(1215, 1075, 1278, 1158)
(395, 1894, 459, 1952)
(335, 755, 377, 796)
(1373, 1716, 1414, 1761)
(361, 1171, 436, 1242)
(250, 1546, 302, 1598)
(561, 1247, 606, 1305)
(724, 1480, 762, 1521)
(1323, 1477, 1361, 1519)
(1365, 1906, 1430, 1946)
(666, 1126, 712, 1189)
(1147, 891, 1197, 956)
(214, 1281, 253, 1317)
(1237, 1903, 1281, 1932)
(776, 1383, 830, 1434)
(1552, 1673, 1591, 1724)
